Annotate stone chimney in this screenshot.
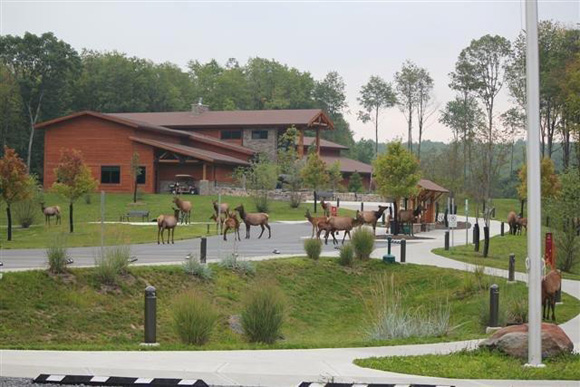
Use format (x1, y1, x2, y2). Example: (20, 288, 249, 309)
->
(192, 97, 209, 116)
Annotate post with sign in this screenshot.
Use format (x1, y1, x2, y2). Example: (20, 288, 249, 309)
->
(465, 199, 469, 246)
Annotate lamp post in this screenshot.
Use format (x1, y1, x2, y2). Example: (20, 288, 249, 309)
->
(525, 0, 543, 368)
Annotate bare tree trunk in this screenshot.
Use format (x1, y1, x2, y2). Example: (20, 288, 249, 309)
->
(562, 119, 570, 169)
(69, 203, 74, 233)
(6, 205, 12, 241)
(407, 105, 413, 152)
(25, 92, 43, 171)
(375, 107, 379, 157)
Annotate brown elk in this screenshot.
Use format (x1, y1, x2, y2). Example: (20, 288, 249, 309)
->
(173, 196, 192, 224)
(507, 211, 518, 235)
(212, 200, 229, 216)
(516, 216, 527, 235)
(305, 209, 328, 238)
(542, 269, 562, 321)
(157, 208, 180, 244)
(222, 212, 241, 241)
(320, 199, 330, 217)
(398, 205, 422, 235)
(360, 205, 389, 235)
(41, 202, 61, 225)
(209, 212, 227, 229)
(234, 204, 271, 239)
(324, 211, 365, 245)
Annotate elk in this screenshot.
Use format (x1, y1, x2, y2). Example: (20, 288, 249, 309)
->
(222, 212, 241, 241)
(41, 202, 61, 225)
(542, 269, 562, 321)
(173, 196, 192, 224)
(320, 199, 330, 217)
(360, 205, 389, 235)
(507, 211, 518, 235)
(305, 209, 328, 238)
(157, 208, 180, 244)
(398, 205, 422, 235)
(209, 212, 227, 229)
(234, 204, 271, 239)
(516, 216, 528, 235)
(212, 200, 229, 217)
(324, 211, 365, 245)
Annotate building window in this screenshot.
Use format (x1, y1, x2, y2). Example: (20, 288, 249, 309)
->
(251, 130, 268, 140)
(136, 166, 146, 185)
(221, 130, 242, 140)
(101, 166, 120, 184)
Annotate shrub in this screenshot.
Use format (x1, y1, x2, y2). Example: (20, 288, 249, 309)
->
(555, 229, 579, 273)
(254, 195, 269, 213)
(172, 291, 218, 345)
(304, 238, 322, 260)
(352, 228, 375, 260)
(289, 192, 302, 208)
(46, 234, 69, 274)
(83, 193, 92, 204)
(183, 255, 213, 280)
(219, 254, 255, 275)
(459, 265, 490, 296)
(366, 274, 451, 340)
(241, 284, 285, 344)
(94, 245, 131, 285)
(13, 199, 38, 228)
(338, 243, 354, 266)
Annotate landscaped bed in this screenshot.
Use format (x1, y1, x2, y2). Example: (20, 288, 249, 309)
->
(433, 233, 580, 281)
(1, 257, 578, 350)
(354, 349, 580, 380)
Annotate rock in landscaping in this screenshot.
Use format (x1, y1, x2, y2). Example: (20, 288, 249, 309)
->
(228, 315, 244, 335)
(479, 323, 574, 359)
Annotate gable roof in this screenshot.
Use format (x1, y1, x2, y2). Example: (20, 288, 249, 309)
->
(418, 179, 449, 193)
(108, 109, 334, 129)
(320, 156, 373, 174)
(302, 137, 349, 150)
(130, 137, 250, 166)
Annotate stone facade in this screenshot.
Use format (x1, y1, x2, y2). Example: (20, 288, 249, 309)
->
(242, 128, 278, 162)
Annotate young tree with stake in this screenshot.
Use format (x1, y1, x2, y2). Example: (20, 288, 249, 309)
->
(52, 149, 98, 233)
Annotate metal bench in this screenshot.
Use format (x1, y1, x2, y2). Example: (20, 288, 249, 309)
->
(120, 210, 150, 222)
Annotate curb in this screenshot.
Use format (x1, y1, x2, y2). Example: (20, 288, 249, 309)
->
(33, 374, 208, 386)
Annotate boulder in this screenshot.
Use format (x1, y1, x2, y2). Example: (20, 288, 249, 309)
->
(479, 323, 574, 359)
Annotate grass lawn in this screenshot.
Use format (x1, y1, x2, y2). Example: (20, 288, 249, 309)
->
(433, 233, 580, 281)
(354, 349, 580, 380)
(0, 193, 353, 249)
(455, 198, 521, 222)
(2, 257, 577, 350)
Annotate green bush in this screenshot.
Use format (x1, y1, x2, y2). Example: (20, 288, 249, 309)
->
(219, 254, 255, 275)
(352, 228, 375, 260)
(172, 292, 218, 345)
(253, 194, 269, 213)
(304, 238, 322, 260)
(94, 245, 131, 285)
(338, 243, 354, 266)
(183, 255, 212, 280)
(46, 234, 69, 274)
(14, 199, 39, 228)
(241, 284, 286, 344)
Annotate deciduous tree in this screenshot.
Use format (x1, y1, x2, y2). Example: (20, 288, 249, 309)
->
(301, 152, 329, 191)
(348, 171, 363, 193)
(517, 157, 560, 201)
(52, 149, 98, 233)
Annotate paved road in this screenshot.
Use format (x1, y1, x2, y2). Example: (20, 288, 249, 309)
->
(1, 215, 579, 387)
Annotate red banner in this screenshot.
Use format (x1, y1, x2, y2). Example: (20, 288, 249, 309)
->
(331, 206, 337, 216)
(545, 232, 555, 269)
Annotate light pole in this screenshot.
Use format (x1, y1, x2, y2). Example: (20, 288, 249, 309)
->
(525, 0, 543, 368)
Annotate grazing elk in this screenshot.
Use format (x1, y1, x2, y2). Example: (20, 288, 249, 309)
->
(41, 202, 61, 225)
(222, 212, 241, 241)
(516, 216, 528, 235)
(305, 209, 328, 238)
(542, 269, 562, 321)
(360, 205, 389, 235)
(173, 196, 192, 224)
(507, 211, 518, 235)
(324, 211, 365, 245)
(212, 200, 229, 217)
(234, 204, 271, 239)
(320, 199, 330, 217)
(157, 208, 180, 244)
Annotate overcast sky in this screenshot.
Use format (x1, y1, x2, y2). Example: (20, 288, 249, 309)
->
(1, 1, 579, 143)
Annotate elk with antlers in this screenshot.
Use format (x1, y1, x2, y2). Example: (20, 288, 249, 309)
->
(41, 202, 61, 225)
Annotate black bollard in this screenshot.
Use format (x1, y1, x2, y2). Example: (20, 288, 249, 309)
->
(508, 253, 515, 282)
(444, 231, 450, 251)
(337, 198, 340, 208)
(144, 286, 157, 344)
(501, 222, 504, 236)
(489, 284, 499, 327)
(483, 226, 490, 257)
(387, 236, 392, 255)
(474, 224, 480, 252)
(360, 202, 364, 211)
(314, 191, 318, 213)
(400, 238, 406, 263)
(200, 237, 207, 263)
(206, 223, 210, 235)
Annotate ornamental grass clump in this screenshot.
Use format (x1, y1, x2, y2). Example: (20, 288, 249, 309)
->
(338, 243, 354, 266)
(95, 245, 131, 285)
(241, 283, 286, 344)
(366, 274, 451, 340)
(172, 291, 218, 345)
(183, 254, 212, 280)
(219, 254, 255, 275)
(304, 238, 322, 260)
(46, 234, 69, 274)
(352, 227, 375, 260)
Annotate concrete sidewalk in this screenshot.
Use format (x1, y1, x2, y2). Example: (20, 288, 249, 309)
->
(1, 217, 578, 386)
